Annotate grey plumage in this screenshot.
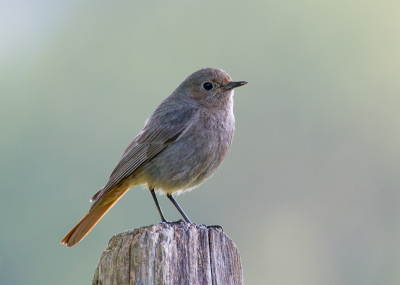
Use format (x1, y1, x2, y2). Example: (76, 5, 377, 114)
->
(61, 67, 247, 247)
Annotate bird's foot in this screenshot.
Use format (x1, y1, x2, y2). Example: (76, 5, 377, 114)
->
(207, 225, 224, 232)
(161, 219, 187, 225)
(170, 219, 187, 225)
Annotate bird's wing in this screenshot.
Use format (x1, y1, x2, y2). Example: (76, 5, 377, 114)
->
(90, 107, 197, 208)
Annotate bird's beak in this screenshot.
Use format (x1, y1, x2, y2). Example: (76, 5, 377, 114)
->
(226, 81, 248, 90)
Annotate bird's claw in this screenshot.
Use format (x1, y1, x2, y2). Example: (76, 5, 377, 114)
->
(207, 225, 223, 232)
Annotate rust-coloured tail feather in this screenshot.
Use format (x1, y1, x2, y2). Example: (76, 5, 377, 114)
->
(61, 186, 130, 247)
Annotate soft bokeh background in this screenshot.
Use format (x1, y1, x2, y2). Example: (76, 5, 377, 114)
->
(1, 0, 400, 284)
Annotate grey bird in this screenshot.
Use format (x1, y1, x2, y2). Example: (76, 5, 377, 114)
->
(61, 67, 247, 247)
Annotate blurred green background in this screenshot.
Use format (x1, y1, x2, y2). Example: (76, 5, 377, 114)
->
(1, 0, 400, 284)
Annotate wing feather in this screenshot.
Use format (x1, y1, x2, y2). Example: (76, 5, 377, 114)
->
(90, 107, 196, 209)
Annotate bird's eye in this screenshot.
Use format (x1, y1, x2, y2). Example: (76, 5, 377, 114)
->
(202, 82, 213, 91)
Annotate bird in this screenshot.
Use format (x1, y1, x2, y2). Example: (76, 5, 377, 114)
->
(61, 67, 247, 247)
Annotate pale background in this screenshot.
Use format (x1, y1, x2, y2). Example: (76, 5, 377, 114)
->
(1, 1, 400, 284)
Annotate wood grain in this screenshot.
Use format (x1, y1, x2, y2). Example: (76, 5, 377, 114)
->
(92, 221, 244, 285)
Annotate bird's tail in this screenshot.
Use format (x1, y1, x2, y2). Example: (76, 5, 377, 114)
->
(61, 185, 130, 247)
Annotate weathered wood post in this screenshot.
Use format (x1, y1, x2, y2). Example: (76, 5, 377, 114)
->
(92, 221, 244, 284)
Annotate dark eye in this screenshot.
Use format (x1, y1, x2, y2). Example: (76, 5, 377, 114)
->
(202, 82, 213, 91)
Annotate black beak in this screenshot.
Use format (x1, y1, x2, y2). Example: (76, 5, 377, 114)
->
(226, 81, 248, 90)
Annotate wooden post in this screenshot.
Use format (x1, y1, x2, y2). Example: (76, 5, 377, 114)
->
(92, 221, 244, 285)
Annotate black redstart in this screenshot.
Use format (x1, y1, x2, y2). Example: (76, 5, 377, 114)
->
(61, 67, 247, 247)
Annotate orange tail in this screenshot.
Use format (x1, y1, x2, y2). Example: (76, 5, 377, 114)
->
(61, 185, 130, 247)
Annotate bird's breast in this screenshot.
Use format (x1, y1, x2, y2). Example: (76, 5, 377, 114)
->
(141, 108, 235, 193)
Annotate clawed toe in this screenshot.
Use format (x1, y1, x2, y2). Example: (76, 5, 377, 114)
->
(207, 225, 223, 232)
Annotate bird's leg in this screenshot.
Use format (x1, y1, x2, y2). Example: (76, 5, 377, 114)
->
(150, 188, 167, 223)
(167, 194, 192, 223)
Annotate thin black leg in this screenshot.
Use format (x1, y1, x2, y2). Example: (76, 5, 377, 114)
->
(167, 194, 192, 223)
(150, 188, 167, 223)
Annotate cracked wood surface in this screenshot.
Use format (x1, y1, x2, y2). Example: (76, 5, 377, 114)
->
(92, 221, 244, 285)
